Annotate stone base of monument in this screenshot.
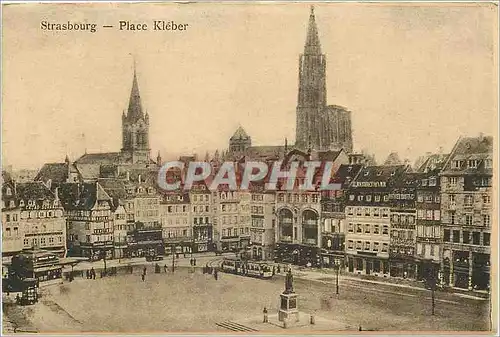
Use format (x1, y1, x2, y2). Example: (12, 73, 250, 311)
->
(233, 311, 355, 332)
(278, 292, 299, 323)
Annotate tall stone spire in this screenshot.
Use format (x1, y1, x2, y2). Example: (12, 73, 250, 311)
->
(296, 6, 327, 150)
(126, 62, 144, 122)
(304, 6, 321, 55)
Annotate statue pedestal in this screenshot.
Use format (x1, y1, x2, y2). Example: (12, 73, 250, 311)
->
(278, 292, 299, 323)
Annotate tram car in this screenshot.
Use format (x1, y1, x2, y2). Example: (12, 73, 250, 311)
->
(221, 257, 242, 274)
(244, 261, 273, 279)
(221, 258, 273, 279)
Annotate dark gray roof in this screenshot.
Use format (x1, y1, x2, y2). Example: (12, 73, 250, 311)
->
(35, 163, 68, 184)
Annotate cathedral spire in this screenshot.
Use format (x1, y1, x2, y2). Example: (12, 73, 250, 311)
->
(304, 5, 321, 55)
(127, 62, 144, 122)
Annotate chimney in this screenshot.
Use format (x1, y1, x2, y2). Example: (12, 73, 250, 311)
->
(126, 171, 130, 181)
(138, 174, 142, 183)
(55, 187, 59, 200)
(479, 132, 484, 141)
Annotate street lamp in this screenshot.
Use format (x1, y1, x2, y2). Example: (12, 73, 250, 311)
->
(423, 259, 437, 316)
(334, 260, 340, 295)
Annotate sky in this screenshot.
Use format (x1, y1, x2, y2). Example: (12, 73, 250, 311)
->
(2, 2, 498, 170)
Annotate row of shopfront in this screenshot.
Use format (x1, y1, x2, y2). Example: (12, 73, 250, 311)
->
(273, 240, 490, 291)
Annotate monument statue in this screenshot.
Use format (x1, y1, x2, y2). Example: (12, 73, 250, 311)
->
(284, 269, 294, 294)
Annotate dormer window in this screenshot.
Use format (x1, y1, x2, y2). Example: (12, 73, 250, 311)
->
(19, 200, 25, 207)
(364, 171, 369, 176)
(377, 171, 382, 176)
(9, 201, 15, 208)
(484, 159, 492, 169)
(429, 177, 437, 186)
(422, 179, 428, 186)
(467, 160, 478, 169)
(5, 188, 12, 196)
(391, 171, 396, 176)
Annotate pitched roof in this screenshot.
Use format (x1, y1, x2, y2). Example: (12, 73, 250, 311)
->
(75, 152, 123, 165)
(246, 145, 285, 160)
(352, 165, 407, 184)
(230, 126, 250, 140)
(331, 164, 363, 187)
(35, 163, 68, 184)
(416, 153, 449, 173)
(98, 179, 129, 201)
(59, 182, 112, 211)
(16, 181, 56, 203)
(75, 164, 101, 180)
(442, 136, 493, 174)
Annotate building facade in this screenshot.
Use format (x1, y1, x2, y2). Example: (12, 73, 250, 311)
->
(249, 186, 276, 260)
(440, 136, 492, 291)
(160, 192, 192, 255)
(320, 164, 363, 268)
(388, 173, 419, 279)
(345, 166, 407, 276)
(190, 182, 213, 253)
(61, 182, 113, 260)
(414, 154, 448, 283)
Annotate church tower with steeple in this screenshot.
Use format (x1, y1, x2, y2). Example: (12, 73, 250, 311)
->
(295, 7, 353, 153)
(296, 6, 327, 150)
(121, 64, 151, 164)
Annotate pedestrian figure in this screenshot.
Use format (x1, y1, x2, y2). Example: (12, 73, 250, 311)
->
(277, 265, 281, 274)
(263, 307, 268, 323)
(359, 326, 362, 331)
(141, 274, 145, 282)
(193, 258, 197, 266)
(86, 270, 89, 279)
(272, 266, 276, 276)
(214, 269, 218, 280)
(91, 268, 96, 279)
(190, 258, 193, 266)
(143, 267, 147, 275)
(164, 264, 168, 273)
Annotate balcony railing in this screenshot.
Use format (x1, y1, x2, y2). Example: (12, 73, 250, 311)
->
(280, 236, 292, 243)
(281, 219, 293, 224)
(303, 220, 318, 226)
